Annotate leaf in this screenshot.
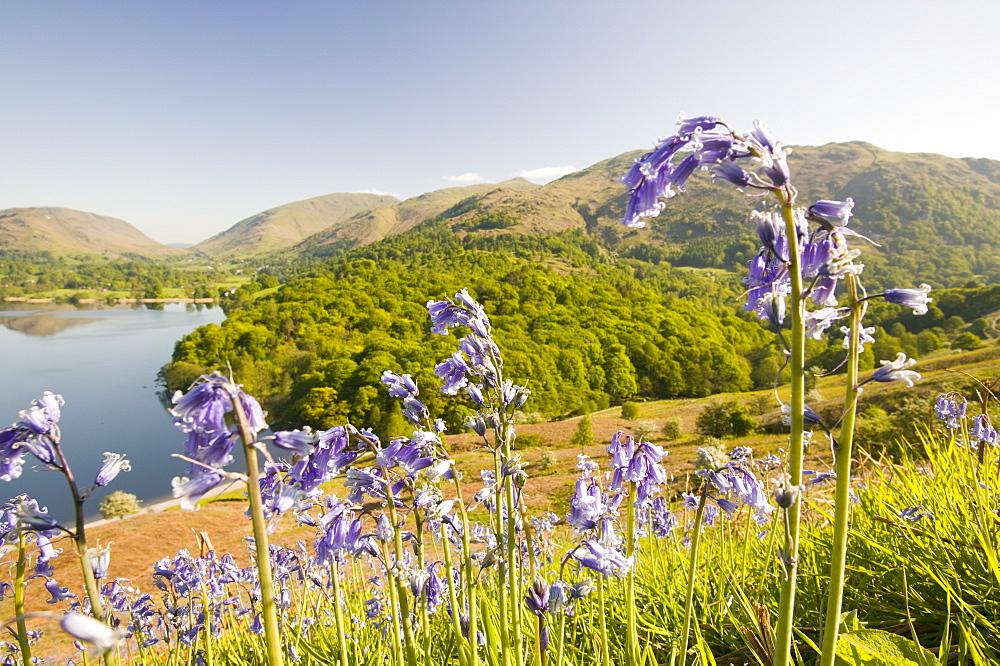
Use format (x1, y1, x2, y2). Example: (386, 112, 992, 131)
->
(835, 629, 936, 666)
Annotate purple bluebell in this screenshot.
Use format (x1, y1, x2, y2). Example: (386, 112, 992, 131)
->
(882, 284, 932, 315)
(573, 539, 634, 577)
(44, 577, 77, 603)
(435, 352, 470, 395)
(94, 452, 131, 487)
(934, 393, 966, 429)
(898, 506, 934, 522)
(272, 428, 317, 457)
(677, 114, 723, 134)
(465, 414, 488, 437)
(381, 370, 419, 398)
(808, 199, 855, 226)
(841, 325, 876, 353)
(972, 414, 997, 447)
(171, 470, 225, 511)
(805, 307, 846, 341)
(567, 478, 605, 531)
(869, 352, 921, 387)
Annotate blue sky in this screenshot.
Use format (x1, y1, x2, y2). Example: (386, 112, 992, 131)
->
(3, 1, 998, 244)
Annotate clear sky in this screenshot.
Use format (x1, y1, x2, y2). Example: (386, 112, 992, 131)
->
(3, 0, 998, 245)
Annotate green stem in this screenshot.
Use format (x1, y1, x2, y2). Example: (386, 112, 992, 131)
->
(773, 197, 806, 666)
(441, 524, 470, 666)
(625, 481, 639, 664)
(14, 533, 32, 666)
(384, 475, 419, 666)
(501, 424, 523, 663)
(230, 394, 284, 666)
(331, 562, 350, 665)
(381, 542, 407, 666)
(597, 575, 610, 666)
(679, 487, 709, 666)
(819, 274, 863, 664)
(450, 473, 479, 666)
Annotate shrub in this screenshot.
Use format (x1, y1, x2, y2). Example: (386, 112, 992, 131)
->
(517, 433, 544, 448)
(99, 491, 141, 520)
(661, 417, 683, 441)
(621, 401, 642, 420)
(538, 449, 557, 471)
(695, 399, 758, 438)
(634, 420, 658, 441)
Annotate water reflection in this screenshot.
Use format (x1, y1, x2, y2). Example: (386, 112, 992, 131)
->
(0, 314, 104, 336)
(0, 303, 226, 522)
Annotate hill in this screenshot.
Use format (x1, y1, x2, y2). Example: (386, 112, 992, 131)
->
(0, 207, 183, 258)
(195, 191, 400, 256)
(298, 178, 540, 255)
(289, 142, 1000, 288)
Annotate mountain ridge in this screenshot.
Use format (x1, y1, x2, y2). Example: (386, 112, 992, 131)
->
(0, 207, 185, 258)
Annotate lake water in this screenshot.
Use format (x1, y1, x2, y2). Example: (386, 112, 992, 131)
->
(0, 303, 226, 522)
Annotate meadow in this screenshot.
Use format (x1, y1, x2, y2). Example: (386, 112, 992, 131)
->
(2, 115, 999, 666)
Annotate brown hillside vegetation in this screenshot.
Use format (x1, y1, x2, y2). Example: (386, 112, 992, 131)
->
(0, 207, 184, 258)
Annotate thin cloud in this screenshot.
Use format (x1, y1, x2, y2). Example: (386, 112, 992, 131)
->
(512, 165, 577, 182)
(443, 172, 486, 184)
(351, 188, 400, 198)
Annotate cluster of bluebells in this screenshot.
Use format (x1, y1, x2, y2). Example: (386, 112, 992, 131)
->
(426, 288, 530, 432)
(170, 373, 268, 509)
(0, 393, 131, 492)
(934, 391, 997, 448)
(691, 447, 775, 535)
(621, 114, 929, 392)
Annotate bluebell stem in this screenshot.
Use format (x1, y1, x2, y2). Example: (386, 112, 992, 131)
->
(170, 373, 283, 666)
(621, 114, 937, 665)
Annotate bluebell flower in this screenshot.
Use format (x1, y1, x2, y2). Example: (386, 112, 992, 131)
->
(272, 428, 317, 457)
(898, 506, 934, 522)
(171, 470, 225, 511)
(94, 452, 131, 487)
(808, 199, 855, 226)
(934, 393, 966, 429)
(381, 371, 419, 399)
(869, 352, 921, 387)
(573, 539, 633, 577)
(972, 414, 997, 447)
(435, 352, 470, 395)
(882, 284, 932, 315)
(841, 325, 876, 353)
(44, 577, 77, 603)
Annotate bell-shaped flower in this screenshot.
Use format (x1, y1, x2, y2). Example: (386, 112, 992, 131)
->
(870, 352, 921, 387)
(60, 612, 121, 655)
(882, 283, 932, 315)
(94, 452, 131, 487)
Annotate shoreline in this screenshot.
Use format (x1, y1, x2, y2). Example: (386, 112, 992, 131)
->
(3, 297, 216, 304)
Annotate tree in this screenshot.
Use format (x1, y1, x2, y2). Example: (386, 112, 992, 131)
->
(951, 331, 983, 351)
(571, 414, 594, 448)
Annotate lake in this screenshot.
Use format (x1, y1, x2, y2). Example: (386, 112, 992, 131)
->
(0, 302, 226, 522)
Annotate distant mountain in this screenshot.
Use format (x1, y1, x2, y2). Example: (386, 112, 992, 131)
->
(297, 178, 539, 255)
(293, 142, 1000, 287)
(0, 207, 183, 257)
(195, 192, 400, 256)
